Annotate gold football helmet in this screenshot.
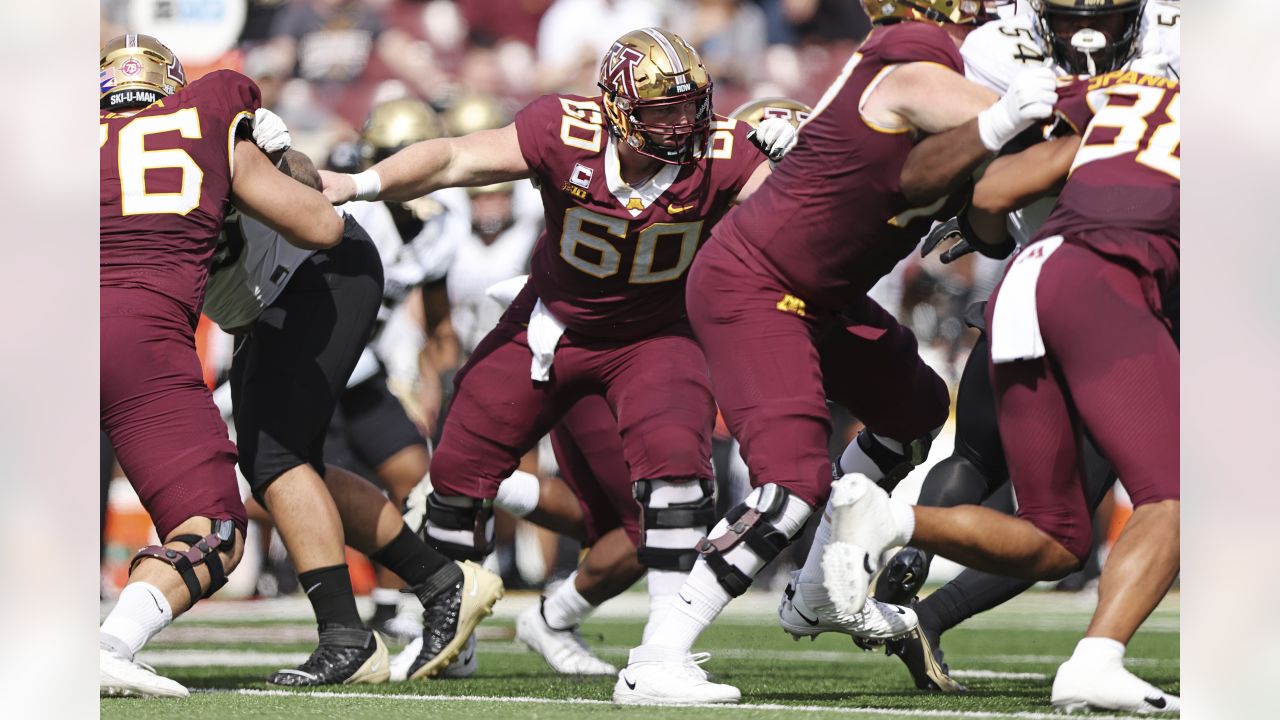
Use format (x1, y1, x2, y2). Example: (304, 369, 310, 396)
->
(860, 1, 1003, 25)
(729, 97, 813, 131)
(360, 98, 446, 167)
(1032, 0, 1146, 76)
(597, 28, 713, 164)
(100, 34, 187, 110)
(444, 94, 512, 138)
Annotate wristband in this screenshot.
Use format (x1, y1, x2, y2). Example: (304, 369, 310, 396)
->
(351, 170, 382, 201)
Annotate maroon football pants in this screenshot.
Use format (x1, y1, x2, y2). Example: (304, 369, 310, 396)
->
(686, 241, 949, 508)
(550, 394, 641, 546)
(988, 240, 1179, 562)
(101, 287, 245, 539)
(430, 319, 714, 506)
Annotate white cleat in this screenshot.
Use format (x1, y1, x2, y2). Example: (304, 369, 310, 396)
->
(613, 648, 739, 705)
(516, 602, 616, 676)
(1051, 657, 1180, 713)
(778, 571, 916, 644)
(100, 647, 189, 698)
(390, 634, 478, 680)
(822, 474, 906, 617)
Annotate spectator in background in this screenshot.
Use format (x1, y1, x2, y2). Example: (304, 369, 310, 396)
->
(458, 0, 553, 48)
(534, 0, 667, 94)
(670, 0, 768, 106)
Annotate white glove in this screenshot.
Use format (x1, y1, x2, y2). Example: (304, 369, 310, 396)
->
(252, 107, 292, 154)
(748, 117, 799, 162)
(1128, 53, 1172, 79)
(977, 66, 1058, 151)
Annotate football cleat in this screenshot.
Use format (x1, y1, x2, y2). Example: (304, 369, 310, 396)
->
(392, 633, 478, 680)
(1051, 656, 1180, 713)
(873, 547, 930, 606)
(516, 600, 617, 676)
(267, 629, 389, 686)
(613, 649, 739, 706)
(823, 474, 910, 617)
(402, 561, 503, 680)
(779, 570, 916, 645)
(100, 647, 189, 698)
(885, 612, 966, 693)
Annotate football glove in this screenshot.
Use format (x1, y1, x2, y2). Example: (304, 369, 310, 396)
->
(748, 117, 799, 162)
(921, 217, 972, 264)
(253, 107, 292, 154)
(977, 66, 1057, 151)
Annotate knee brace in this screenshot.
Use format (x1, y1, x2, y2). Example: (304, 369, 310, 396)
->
(129, 519, 237, 607)
(634, 478, 716, 572)
(696, 484, 812, 597)
(839, 429, 938, 493)
(424, 493, 494, 562)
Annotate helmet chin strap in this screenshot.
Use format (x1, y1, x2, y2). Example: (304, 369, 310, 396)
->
(1071, 28, 1107, 77)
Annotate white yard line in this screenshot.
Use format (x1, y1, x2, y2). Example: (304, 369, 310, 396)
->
(203, 688, 1152, 720)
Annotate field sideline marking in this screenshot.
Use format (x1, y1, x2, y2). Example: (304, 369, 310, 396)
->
(207, 688, 1149, 719)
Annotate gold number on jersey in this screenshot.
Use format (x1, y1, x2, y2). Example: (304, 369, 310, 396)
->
(1072, 86, 1180, 180)
(102, 108, 205, 216)
(560, 98, 604, 153)
(560, 207, 702, 284)
(708, 118, 735, 160)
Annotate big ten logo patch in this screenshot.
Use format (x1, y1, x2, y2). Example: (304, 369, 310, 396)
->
(561, 163, 593, 200)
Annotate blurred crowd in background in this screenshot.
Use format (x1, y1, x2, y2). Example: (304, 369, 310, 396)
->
(100, 0, 1009, 601)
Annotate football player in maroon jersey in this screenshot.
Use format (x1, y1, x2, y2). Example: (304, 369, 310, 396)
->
(322, 27, 779, 681)
(616, 1, 1063, 703)
(98, 35, 342, 697)
(825, 70, 1180, 713)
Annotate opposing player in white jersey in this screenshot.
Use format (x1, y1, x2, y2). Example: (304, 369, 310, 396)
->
(873, 0, 1182, 694)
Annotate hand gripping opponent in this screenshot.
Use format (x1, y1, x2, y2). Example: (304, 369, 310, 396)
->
(129, 519, 237, 606)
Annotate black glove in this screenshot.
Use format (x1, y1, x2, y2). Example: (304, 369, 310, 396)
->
(920, 217, 974, 264)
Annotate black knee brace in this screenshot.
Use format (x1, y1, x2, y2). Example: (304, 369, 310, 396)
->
(697, 484, 797, 598)
(423, 493, 494, 562)
(129, 519, 236, 606)
(634, 478, 716, 572)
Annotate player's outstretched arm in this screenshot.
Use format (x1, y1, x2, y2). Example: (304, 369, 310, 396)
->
(321, 123, 532, 204)
(971, 134, 1081, 215)
(896, 66, 1058, 205)
(231, 140, 343, 250)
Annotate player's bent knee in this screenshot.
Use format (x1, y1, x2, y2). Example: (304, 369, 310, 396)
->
(696, 484, 812, 597)
(424, 492, 494, 562)
(130, 518, 241, 607)
(634, 478, 716, 572)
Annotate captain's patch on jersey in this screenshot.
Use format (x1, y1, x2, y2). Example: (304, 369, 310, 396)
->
(570, 163, 593, 189)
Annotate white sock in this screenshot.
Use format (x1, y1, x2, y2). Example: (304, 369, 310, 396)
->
(541, 571, 596, 630)
(1071, 636, 1126, 667)
(888, 497, 917, 546)
(371, 587, 402, 608)
(494, 470, 541, 518)
(838, 435, 895, 483)
(642, 569, 687, 642)
(797, 499, 834, 586)
(100, 581, 173, 660)
(643, 561, 730, 655)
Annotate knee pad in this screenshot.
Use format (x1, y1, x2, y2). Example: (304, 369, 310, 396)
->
(696, 484, 812, 598)
(424, 492, 494, 562)
(129, 519, 237, 607)
(839, 428, 939, 493)
(634, 478, 716, 572)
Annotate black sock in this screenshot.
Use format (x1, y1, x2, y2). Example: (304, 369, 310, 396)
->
(920, 568, 1035, 634)
(371, 525, 463, 603)
(298, 564, 365, 631)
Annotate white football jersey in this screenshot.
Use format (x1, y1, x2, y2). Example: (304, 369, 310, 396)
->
(962, 2, 1180, 93)
(447, 213, 542, 357)
(203, 211, 328, 332)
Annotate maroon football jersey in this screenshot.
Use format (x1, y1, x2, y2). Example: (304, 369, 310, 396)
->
(101, 70, 261, 317)
(1038, 71, 1180, 259)
(512, 93, 764, 339)
(709, 22, 964, 313)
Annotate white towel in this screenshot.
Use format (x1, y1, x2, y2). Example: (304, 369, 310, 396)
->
(527, 298, 566, 382)
(990, 236, 1063, 364)
(484, 274, 529, 309)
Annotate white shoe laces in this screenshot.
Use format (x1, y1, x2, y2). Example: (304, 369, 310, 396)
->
(681, 652, 713, 681)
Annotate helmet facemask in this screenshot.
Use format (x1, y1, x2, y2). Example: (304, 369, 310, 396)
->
(1037, 0, 1145, 76)
(604, 85, 713, 165)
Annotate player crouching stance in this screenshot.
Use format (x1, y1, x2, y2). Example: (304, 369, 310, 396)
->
(822, 70, 1181, 713)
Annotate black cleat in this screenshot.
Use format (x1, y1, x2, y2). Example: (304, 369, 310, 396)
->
(874, 547, 929, 606)
(885, 611, 966, 693)
(268, 626, 389, 686)
(403, 561, 503, 680)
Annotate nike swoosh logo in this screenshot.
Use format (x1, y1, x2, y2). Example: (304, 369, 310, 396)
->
(678, 593, 693, 605)
(468, 580, 479, 598)
(1144, 695, 1167, 709)
(304, 582, 322, 595)
(623, 674, 637, 690)
(893, 606, 907, 615)
(863, 554, 874, 575)
(794, 607, 820, 626)
(460, 650, 475, 664)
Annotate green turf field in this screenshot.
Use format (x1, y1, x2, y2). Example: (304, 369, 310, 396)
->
(101, 590, 1178, 719)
